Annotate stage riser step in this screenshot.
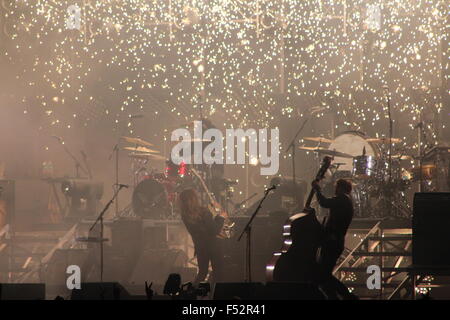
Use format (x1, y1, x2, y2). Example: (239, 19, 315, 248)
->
(339, 267, 410, 272)
(352, 252, 411, 257)
(367, 236, 412, 241)
(344, 283, 401, 288)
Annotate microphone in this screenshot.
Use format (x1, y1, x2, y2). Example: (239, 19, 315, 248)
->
(115, 183, 129, 189)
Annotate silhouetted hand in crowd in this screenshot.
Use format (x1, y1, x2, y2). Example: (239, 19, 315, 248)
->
(145, 281, 153, 300)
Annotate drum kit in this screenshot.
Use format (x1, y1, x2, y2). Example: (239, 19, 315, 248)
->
(120, 135, 232, 220)
(119, 136, 186, 219)
(299, 131, 414, 218)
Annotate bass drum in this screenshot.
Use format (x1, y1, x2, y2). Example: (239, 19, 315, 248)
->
(132, 178, 169, 219)
(328, 131, 379, 175)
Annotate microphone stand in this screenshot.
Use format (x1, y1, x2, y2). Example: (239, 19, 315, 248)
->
(384, 87, 393, 218)
(108, 143, 120, 217)
(89, 184, 126, 282)
(109, 116, 144, 217)
(56, 139, 89, 179)
(80, 150, 93, 180)
(238, 186, 275, 282)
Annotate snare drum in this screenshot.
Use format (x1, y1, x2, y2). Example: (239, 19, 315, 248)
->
(353, 155, 377, 178)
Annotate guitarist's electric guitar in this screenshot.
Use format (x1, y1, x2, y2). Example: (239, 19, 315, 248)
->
(266, 156, 332, 282)
(191, 168, 235, 239)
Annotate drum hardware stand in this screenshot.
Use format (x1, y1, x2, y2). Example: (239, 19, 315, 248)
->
(238, 185, 275, 282)
(286, 118, 309, 199)
(52, 136, 89, 179)
(383, 86, 394, 218)
(415, 115, 432, 192)
(109, 117, 144, 217)
(89, 184, 126, 282)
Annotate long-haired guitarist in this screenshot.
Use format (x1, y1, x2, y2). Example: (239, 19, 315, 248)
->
(312, 178, 356, 299)
(179, 188, 226, 284)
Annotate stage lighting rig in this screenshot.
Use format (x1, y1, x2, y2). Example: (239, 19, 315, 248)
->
(61, 179, 104, 219)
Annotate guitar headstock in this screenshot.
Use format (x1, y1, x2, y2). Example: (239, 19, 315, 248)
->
(316, 156, 332, 181)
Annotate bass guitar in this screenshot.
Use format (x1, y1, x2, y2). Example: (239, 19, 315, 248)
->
(266, 156, 332, 282)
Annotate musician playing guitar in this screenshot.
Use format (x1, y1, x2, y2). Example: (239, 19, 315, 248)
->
(179, 188, 227, 284)
(312, 178, 357, 300)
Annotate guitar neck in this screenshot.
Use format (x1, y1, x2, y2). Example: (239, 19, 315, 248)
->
(192, 169, 218, 206)
(304, 188, 315, 210)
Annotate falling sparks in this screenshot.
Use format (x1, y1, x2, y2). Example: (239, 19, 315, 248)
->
(0, 0, 447, 154)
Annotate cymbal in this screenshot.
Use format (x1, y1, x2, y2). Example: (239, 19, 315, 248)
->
(366, 137, 402, 144)
(299, 146, 353, 159)
(392, 154, 412, 160)
(320, 149, 354, 159)
(298, 146, 318, 151)
(121, 136, 154, 147)
(124, 146, 160, 154)
(303, 137, 332, 144)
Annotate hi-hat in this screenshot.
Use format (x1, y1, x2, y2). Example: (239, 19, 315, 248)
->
(124, 146, 160, 154)
(366, 137, 402, 144)
(128, 153, 166, 161)
(303, 137, 332, 144)
(122, 136, 154, 147)
(299, 146, 353, 158)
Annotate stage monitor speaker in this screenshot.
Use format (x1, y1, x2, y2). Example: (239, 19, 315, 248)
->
(213, 282, 264, 300)
(70, 282, 130, 300)
(413, 192, 450, 266)
(264, 282, 325, 300)
(0, 283, 45, 300)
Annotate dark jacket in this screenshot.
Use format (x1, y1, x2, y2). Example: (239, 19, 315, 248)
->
(182, 207, 225, 254)
(315, 191, 354, 244)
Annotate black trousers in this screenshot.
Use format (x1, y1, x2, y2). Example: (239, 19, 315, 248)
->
(194, 239, 224, 284)
(318, 238, 353, 299)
